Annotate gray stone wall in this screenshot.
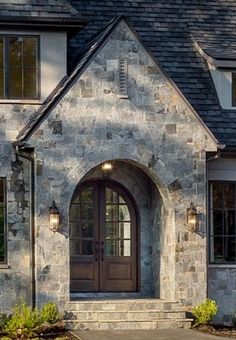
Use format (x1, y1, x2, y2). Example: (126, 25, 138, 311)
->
(0, 103, 37, 313)
(208, 266, 236, 325)
(28, 20, 216, 311)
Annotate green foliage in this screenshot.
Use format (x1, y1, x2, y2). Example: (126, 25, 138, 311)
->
(41, 302, 61, 324)
(4, 300, 62, 338)
(4, 301, 42, 338)
(0, 313, 9, 329)
(192, 299, 218, 327)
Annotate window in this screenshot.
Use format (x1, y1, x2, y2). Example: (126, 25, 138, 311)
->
(210, 181, 236, 263)
(232, 73, 236, 107)
(0, 35, 39, 99)
(0, 179, 6, 263)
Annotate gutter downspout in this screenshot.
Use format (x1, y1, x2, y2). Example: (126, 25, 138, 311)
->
(13, 143, 36, 309)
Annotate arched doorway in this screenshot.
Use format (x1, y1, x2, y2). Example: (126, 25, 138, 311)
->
(69, 179, 138, 293)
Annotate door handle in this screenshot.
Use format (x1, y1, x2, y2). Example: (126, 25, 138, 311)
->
(95, 241, 98, 262)
(101, 241, 104, 261)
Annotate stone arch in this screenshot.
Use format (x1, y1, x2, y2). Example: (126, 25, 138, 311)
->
(64, 153, 178, 300)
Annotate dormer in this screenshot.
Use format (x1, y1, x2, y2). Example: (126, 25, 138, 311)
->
(194, 39, 236, 110)
(0, 2, 86, 103)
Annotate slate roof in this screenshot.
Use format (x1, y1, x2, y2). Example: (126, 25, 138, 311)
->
(0, 0, 79, 18)
(65, 0, 236, 147)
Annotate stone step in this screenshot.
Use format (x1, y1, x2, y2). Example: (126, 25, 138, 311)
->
(66, 319, 193, 331)
(66, 299, 182, 312)
(65, 310, 186, 321)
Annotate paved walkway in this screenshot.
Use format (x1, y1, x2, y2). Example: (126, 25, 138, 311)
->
(73, 329, 231, 340)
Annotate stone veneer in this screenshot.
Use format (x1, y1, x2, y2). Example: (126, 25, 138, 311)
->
(0, 20, 218, 317)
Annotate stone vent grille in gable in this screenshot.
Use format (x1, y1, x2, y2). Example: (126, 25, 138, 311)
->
(118, 58, 128, 98)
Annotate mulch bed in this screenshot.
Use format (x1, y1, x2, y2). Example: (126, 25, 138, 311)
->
(196, 325, 236, 338)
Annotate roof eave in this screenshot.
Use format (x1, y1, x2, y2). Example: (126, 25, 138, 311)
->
(0, 16, 88, 31)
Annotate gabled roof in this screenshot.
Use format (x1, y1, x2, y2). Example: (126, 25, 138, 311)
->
(66, 0, 236, 147)
(16, 16, 124, 142)
(0, 0, 86, 29)
(16, 15, 218, 146)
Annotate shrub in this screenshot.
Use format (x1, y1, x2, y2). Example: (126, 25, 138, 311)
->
(41, 302, 61, 324)
(4, 301, 42, 338)
(192, 299, 218, 327)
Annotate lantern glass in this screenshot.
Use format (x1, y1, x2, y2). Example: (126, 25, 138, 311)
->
(101, 162, 113, 177)
(187, 203, 199, 232)
(49, 201, 60, 232)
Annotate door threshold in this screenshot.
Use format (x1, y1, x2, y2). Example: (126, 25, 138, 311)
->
(70, 292, 146, 300)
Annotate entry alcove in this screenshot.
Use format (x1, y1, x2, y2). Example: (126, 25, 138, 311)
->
(69, 160, 171, 298)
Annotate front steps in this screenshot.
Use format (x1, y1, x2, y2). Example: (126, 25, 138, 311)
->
(64, 299, 192, 330)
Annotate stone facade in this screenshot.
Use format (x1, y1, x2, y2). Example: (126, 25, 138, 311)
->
(2, 18, 230, 325)
(24, 21, 216, 310)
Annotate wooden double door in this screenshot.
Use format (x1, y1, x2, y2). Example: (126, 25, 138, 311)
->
(69, 180, 138, 292)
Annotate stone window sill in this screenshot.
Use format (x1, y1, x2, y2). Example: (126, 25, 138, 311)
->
(0, 264, 11, 269)
(209, 264, 236, 268)
(0, 99, 43, 105)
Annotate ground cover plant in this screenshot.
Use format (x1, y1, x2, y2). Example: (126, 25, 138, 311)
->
(0, 300, 67, 339)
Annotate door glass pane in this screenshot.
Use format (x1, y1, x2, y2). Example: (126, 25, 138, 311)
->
(119, 205, 130, 221)
(81, 221, 93, 238)
(80, 188, 93, 204)
(119, 222, 131, 238)
(82, 240, 93, 255)
(70, 239, 81, 256)
(106, 205, 118, 221)
(105, 222, 118, 237)
(80, 205, 93, 219)
(106, 188, 117, 203)
(105, 239, 118, 256)
(120, 240, 131, 256)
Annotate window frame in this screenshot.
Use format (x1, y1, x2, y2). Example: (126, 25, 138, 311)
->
(209, 180, 236, 265)
(0, 34, 40, 100)
(231, 72, 236, 107)
(0, 178, 7, 265)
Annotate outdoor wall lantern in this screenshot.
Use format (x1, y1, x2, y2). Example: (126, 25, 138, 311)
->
(187, 202, 199, 232)
(49, 201, 60, 232)
(101, 162, 113, 178)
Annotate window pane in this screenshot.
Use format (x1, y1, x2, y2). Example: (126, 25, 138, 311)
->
(213, 237, 224, 262)
(224, 183, 235, 208)
(0, 180, 4, 203)
(233, 73, 236, 106)
(226, 210, 236, 235)
(224, 237, 236, 262)
(212, 182, 223, 208)
(9, 37, 23, 67)
(23, 37, 37, 67)
(23, 68, 37, 98)
(213, 210, 223, 235)
(0, 36, 3, 67)
(9, 68, 22, 98)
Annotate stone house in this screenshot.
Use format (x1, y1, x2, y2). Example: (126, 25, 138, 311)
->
(0, 0, 236, 329)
